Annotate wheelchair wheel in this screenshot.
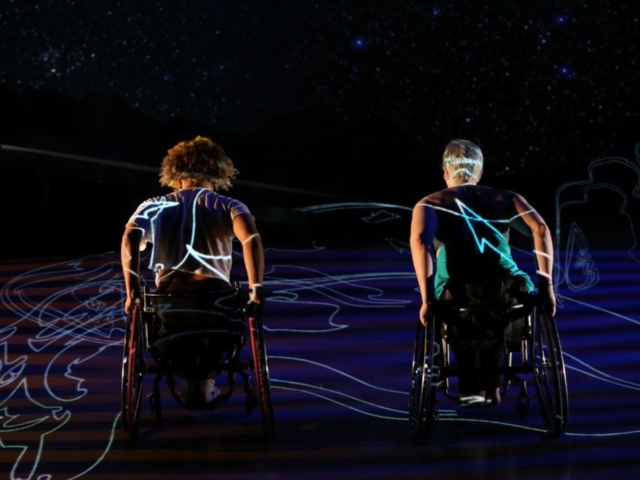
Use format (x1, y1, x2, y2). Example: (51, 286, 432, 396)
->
(409, 320, 439, 444)
(122, 304, 146, 441)
(533, 312, 568, 439)
(248, 310, 275, 445)
(121, 308, 132, 432)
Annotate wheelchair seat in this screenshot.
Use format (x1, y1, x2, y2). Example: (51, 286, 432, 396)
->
(145, 288, 247, 375)
(121, 284, 275, 444)
(438, 277, 533, 353)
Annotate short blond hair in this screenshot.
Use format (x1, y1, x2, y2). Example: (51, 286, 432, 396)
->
(159, 136, 238, 191)
(442, 139, 483, 182)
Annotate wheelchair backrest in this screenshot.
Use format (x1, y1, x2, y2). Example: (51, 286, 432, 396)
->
(144, 288, 246, 333)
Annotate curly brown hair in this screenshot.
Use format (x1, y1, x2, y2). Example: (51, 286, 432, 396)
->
(159, 136, 239, 191)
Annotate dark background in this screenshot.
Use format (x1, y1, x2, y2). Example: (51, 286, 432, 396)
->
(0, 1, 638, 258)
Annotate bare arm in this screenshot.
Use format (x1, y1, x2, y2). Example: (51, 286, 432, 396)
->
(232, 212, 265, 304)
(121, 224, 143, 314)
(410, 199, 437, 325)
(511, 193, 556, 315)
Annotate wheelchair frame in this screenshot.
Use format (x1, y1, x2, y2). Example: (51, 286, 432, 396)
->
(409, 298, 568, 444)
(120, 285, 274, 445)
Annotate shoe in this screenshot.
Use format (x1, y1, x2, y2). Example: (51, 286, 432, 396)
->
(458, 395, 486, 408)
(202, 379, 221, 404)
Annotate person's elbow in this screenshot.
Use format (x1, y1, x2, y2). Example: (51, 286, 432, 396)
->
(531, 221, 551, 242)
(241, 230, 263, 250)
(240, 229, 264, 263)
(410, 233, 429, 253)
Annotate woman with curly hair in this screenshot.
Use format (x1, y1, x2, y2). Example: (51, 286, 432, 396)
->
(121, 136, 264, 406)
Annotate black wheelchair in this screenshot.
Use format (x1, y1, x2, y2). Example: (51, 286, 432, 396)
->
(121, 284, 274, 444)
(409, 283, 568, 444)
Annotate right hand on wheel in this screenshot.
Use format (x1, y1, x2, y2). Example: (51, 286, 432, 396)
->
(124, 295, 141, 315)
(246, 300, 264, 318)
(419, 302, 428, 326)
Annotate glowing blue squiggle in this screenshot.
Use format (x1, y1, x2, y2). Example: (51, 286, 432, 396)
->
(564, 352, 640, 390)
(559, 294, 640, 326)
(66, 413, 121, 480)
(272, 385, 405, 421)
(273, 379, 406, 414)
(0, 379, 72, 480)
(271, 355, 406, 394)
(296, 202, 412, 213)
(554, 150, 640, 290)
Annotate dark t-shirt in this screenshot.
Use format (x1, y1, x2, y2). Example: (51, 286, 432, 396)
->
(427, 184, 534, 298)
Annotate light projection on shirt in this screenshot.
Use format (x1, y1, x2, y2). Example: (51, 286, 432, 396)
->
(421, 199, 530, 274)
(132, 191, 232, 282)
(181, 244, 232, 280)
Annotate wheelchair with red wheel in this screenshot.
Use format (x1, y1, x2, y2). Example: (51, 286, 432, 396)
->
(121, 284, 274, 444)
(409, 281, 568, 444)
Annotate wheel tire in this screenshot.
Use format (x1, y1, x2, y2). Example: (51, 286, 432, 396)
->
(121, 312, 132, 432)
(249, 313, 275, 446)
(409, 320, 439, 445)
(125, 304, 145, 441)
(533, 312, 569, 439)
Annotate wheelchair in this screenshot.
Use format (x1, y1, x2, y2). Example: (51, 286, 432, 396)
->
(121, 284, 274, 444)
(409, 284, 568, 444)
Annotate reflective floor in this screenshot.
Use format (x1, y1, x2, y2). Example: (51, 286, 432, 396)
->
(1, 202, 639, 480)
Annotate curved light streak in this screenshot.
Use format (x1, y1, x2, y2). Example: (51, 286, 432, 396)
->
(273, 379, 407, 415)
(272, 355, 406, 395)
(272, 385, 405, 421)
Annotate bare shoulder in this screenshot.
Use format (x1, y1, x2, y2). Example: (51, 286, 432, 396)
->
(476, 185, 526, 204)
(502, 188, 531, 205)
(416, 190, 448, 206)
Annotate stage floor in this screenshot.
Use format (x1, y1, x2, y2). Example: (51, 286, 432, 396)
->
(1, 204, 639, 480)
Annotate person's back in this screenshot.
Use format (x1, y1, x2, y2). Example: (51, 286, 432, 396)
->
(424, 183, 535, 300)
(122, 136, 264, 304)
(130, 187, 249, 292)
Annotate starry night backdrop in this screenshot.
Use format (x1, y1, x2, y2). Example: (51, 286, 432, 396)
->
(0, 0, 638, 256)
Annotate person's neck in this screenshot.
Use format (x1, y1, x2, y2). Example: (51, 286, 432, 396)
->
(178, 179, 215, 190)
(447, 179, 477, 188)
